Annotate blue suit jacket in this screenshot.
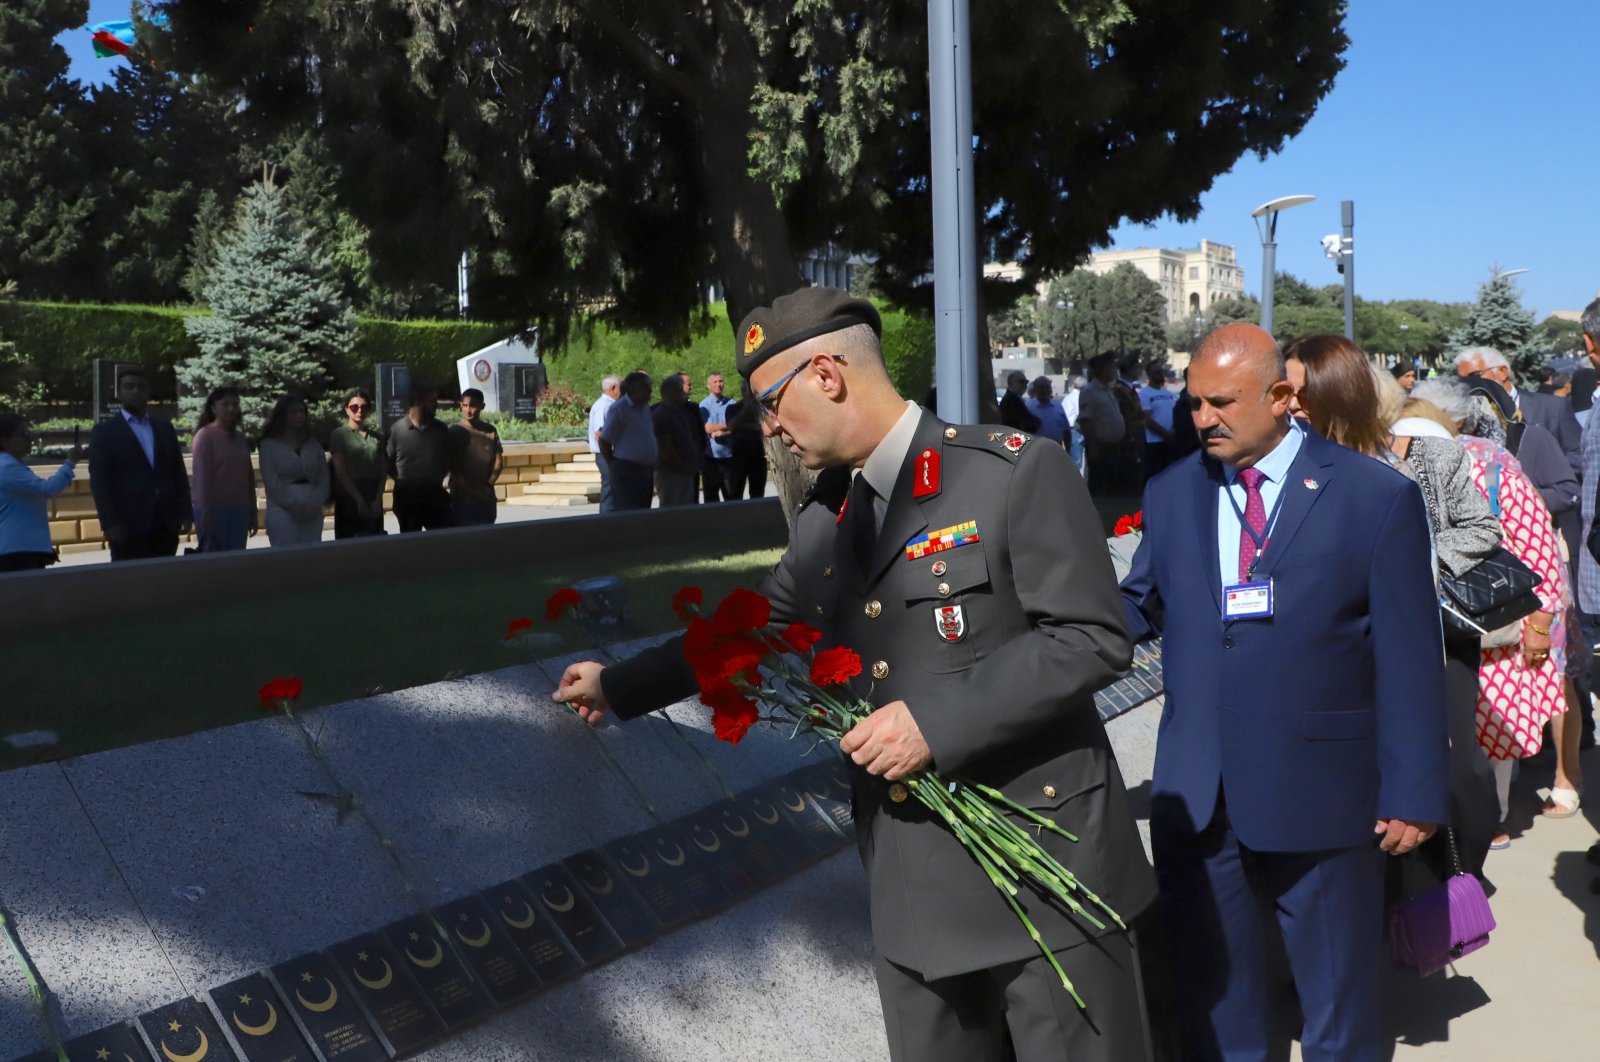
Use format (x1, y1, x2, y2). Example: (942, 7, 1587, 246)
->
(1121, 429, 1449, 852)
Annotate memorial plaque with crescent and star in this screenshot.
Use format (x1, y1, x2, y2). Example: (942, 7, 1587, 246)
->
(430, 895, 540, 1006)
(208, 972, 316, 1062)
(611, 824, 730, 919)
(684, 800, 792, 886)
(737, 788, 823, 873)
(325, 933, 444, 1056)
(379, 916, 494, 1030)
(477, 879, 584, 984)
(670, 806, 760, 897)
(268, 952, 387, 1062)
(37, 1021, 153, 1062)
(561, 850, 660, 949)
(795, 757, 857, 839)
(756, 777, 848, 856)
(135, 998, 232, 1062)
(601, 832, 698, 928)
(518, 864, 623, 966)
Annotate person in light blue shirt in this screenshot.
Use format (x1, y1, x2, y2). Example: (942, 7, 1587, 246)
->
(1140, 364, 1179, 477)
(699, 371, 735, 502)
(1023, 376, 1070, 444)
(0, 415, 81, 571)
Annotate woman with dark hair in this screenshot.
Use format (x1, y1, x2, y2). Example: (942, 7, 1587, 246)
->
(1290, 336, 1503, 883)
(1390, 360, 1418, 393)
(328, 386, 385, 537)
(0, 414, 81, 571)
(258, 393, 329, 546)
(190, 387, 256, 552)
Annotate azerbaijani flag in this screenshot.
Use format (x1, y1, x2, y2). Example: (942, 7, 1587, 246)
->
(88, 14, 168, 59)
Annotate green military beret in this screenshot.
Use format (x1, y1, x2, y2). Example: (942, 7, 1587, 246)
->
(735, 287, 882, 379)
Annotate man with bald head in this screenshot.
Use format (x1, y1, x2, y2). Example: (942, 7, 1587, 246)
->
(555, 288, 1158, 1059)
(1121, 324, 1448, 1060)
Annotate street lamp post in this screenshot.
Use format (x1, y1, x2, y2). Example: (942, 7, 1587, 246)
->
(928, 0, 980, 426)
(1251, 194, 1316, 335)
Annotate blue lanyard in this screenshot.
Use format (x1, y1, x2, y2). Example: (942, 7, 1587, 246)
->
(1226, 474, 1289, 580)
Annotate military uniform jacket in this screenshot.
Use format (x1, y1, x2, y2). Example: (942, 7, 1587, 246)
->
(602, 410, 1157, 979)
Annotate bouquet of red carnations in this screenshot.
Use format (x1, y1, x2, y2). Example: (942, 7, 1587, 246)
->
(673, 585, 1124, 1008)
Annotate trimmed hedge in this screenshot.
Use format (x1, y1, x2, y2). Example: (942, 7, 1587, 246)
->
(1, 300, 935, 406)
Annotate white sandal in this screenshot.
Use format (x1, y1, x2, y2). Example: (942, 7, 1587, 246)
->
(1539, 785, 1582, 818)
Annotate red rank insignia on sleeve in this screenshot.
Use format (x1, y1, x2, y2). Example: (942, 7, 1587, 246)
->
(914, 448, 941, 498)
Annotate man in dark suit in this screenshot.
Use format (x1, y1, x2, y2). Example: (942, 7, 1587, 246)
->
(1456, 345, 1582, 479)
(555, 288, 1158, 1060)
(88, 367, 192, 561)
(998, 369, 1042, 433)
(1121, 324, 1448, 1060)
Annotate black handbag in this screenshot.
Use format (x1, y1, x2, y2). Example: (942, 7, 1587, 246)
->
(1439, 545, 1542, 642)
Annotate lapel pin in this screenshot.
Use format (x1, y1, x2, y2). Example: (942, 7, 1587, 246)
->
(1303, 478, 1319, 491)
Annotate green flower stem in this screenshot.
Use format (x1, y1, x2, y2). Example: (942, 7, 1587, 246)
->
(655, 709, 736, 801)
(572, 710, 663, 823)
(0, 905, 67, 1062)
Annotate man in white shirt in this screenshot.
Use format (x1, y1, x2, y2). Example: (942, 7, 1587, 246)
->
(1024, 376, 1070, 445)
(599, 372, 658, 510)
(589, 375, 621, 511)
(1064, 376, 1086, 473)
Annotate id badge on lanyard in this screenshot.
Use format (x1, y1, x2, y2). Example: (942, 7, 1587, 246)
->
(1224, 476, 1286, 621)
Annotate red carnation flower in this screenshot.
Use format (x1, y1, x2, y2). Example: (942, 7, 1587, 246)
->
(671, 586, 704, 622)
(1113, 515, 1135, 537)
(809, 646, 863, 687)
(703, 687, 760, 744)
(505, 617, 534, 640)
(545, 587, 582, 621)
(258, 677, 304, 711)
(781, 622, 823, 653)
(683, 618, 718, 668)
(693, 637, 766, 692)
(1132, 510, 1143, 530)
(711, 587, 772, 636)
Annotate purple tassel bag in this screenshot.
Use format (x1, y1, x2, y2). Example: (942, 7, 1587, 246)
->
(1388, 828, 1496, 977)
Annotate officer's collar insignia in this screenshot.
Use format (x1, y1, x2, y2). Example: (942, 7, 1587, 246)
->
(914, 448, 941, 498)
(744, 323, 765, 354)
(905, 520, 979, 560)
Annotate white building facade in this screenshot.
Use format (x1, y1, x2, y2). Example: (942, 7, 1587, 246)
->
(1082, 240, 1246, 322)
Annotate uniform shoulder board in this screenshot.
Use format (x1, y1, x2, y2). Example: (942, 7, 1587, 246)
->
(801, 465, 852, 513)
(942, 423, 1031, 460)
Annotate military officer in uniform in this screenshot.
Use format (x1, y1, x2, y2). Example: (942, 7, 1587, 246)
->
(554, 288, 1157, 1061)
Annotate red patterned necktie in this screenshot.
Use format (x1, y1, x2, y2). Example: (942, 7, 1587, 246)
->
(1237, 467, 1268, 581)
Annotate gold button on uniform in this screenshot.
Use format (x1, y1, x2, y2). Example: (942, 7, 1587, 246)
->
(936, 582, 951, 597)
(823, 565, 834, 578)
(872, 660, 890, 680)
(931, 560, 947, 577)
(888, 782, 909, 803)
(1042, 785, 1057, 799)
(864, 600, 882, 619)
(944, 427, 958, 439)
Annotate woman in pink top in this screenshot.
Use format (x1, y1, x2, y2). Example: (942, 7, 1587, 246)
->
(190, 388, 256, 552)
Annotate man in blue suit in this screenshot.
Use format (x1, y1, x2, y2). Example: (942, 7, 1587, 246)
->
(1120, 324, 1448, 1060)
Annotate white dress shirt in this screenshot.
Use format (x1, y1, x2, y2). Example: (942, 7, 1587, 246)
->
(1215, 422, 1304, 586)
(588, 392, 617, 455)
(121, 408, 156, 465)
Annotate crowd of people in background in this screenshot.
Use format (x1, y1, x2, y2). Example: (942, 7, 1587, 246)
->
(591, 369, 768, 513)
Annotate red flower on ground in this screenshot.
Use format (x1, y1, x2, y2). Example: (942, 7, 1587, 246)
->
(1113, 515, 1135, 537)
(505, 617, 534, 640)
(810, 646, 863, 687)
(781, 622, 824, 654)
(710, 587, 772, 636)
(671, 586, 704, 622)
(545, 587, 582, 621)
(258, 677, 304, 711)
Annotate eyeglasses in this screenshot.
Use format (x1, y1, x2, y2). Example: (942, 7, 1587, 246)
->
(347, 403, 371, 412)
(756, 354, 845, 421)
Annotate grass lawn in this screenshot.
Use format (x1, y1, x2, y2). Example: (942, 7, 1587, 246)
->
(0, 542, 783, 772)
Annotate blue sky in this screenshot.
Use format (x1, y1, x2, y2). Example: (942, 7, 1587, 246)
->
(60, 2, 1598, 317)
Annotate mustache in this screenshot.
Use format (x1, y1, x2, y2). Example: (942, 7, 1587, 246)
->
(1201, 426, 1233, 442)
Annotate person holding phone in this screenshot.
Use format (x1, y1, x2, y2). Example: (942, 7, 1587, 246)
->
(0, 414, 83, 571)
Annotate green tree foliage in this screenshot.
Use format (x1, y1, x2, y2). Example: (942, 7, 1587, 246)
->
(1449, 273, 1539, 381)
(155, 0, 1348, 347)
(1095, 263, 1167, 357)
(1536, 316, 1585, 355)
(0, 0, 95, 296)
(986, 294, 1040, 351)
(0, 280, 38, 412)
(179, 172, 358, 433)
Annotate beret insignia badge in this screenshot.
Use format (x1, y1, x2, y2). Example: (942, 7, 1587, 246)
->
(744, 323, 765, 355)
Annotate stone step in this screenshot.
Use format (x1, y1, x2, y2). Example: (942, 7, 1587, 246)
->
(519, 480, 601, 499)
(506, 492, 596, 507)
(565, 452, 597, 464)
(538, 470, 603, 484)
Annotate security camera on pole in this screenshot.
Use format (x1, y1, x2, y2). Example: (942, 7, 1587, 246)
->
(1321, 201, 1356, 340)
